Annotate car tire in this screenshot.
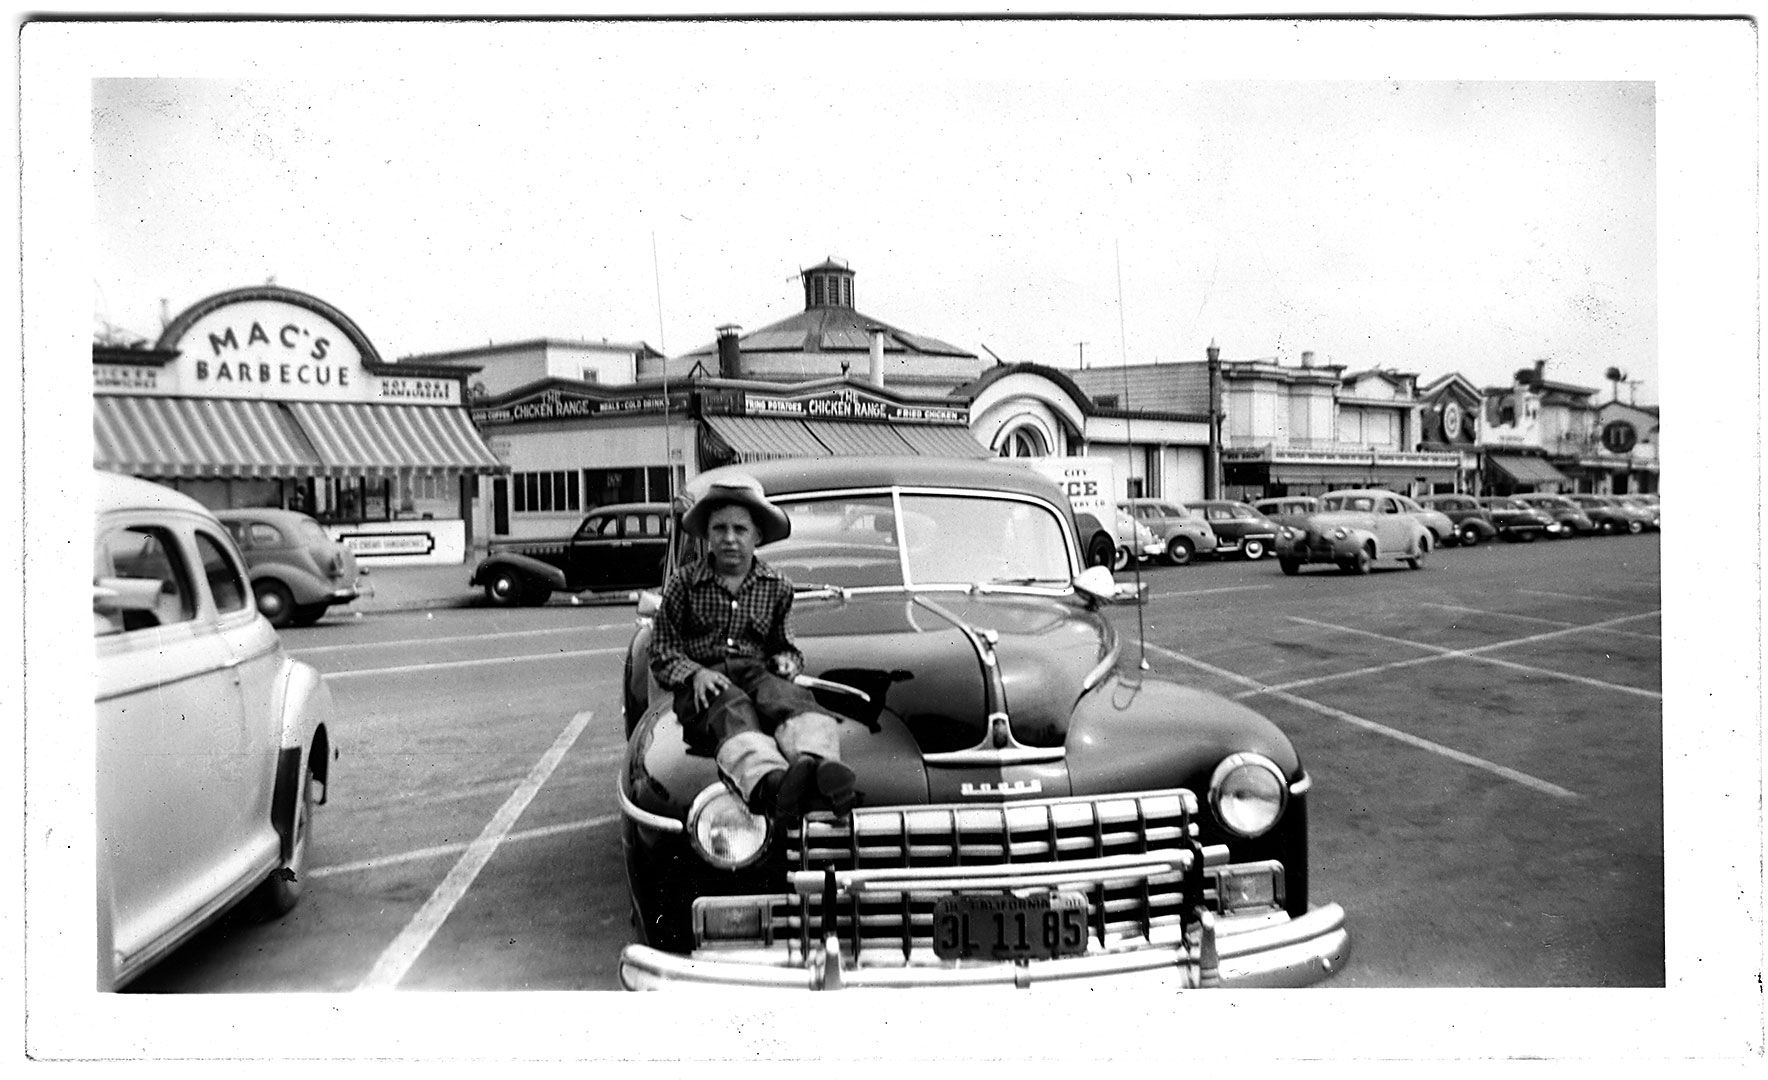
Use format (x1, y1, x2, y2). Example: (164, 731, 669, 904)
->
(1405, 537, 1429, 570)
(252, 750, 315, 919)
(1458, 522, 1482, 546)
(1112, 545, 1131, 573)
(1626, 519, 1643, 535)
(523, 588, 553, 607)
(289, 602, 328, 627)
(254, 579, 297, 628)
(484, 569, 528, 607)
(1085, 531, 1115, 570)
(1519, 530, 1537, 543)
(1164, 536, 1195, 566)
(1241, 539, 1267, 561)
(1278, 557, 1301, 576)
(1341, 547, 1372, 575)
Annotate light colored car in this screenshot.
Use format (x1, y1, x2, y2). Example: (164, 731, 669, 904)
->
(216, 507, 369, 627)
(1613, 495, 1660, 530)
(1390, 494, 1459, 548)
(1277, 489, 1433, 575)
(1113, 507, 1165, 570)
(1120, 498, 1218, 566)
(95, 472, 337, 989)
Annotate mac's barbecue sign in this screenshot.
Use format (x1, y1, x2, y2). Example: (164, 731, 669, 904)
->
(95, 287, 461, 406)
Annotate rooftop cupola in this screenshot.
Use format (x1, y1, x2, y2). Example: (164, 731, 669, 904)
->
(802, 257, 855, 310)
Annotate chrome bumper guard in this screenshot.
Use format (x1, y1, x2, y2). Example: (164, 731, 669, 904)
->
(619, 848, 1348, 990)
(620, 902, 1348, 990)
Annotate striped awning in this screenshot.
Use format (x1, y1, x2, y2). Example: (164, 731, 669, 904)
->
(94, 395, 322, 478)
(287, 401, 506, 476)
(705, 415, 992, 463)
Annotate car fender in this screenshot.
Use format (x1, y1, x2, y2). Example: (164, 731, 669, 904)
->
(270, 657, 336, 859)
(250, 561, 331, 605)
(472, 551, 570, 591)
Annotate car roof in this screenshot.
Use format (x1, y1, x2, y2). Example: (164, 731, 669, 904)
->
(685, 456, 1065, 505)
(586, 502, 672, 515)
(214, 507, 323, 525)
(1321, 489, 1396, 499)
(95, 470, 212, 516)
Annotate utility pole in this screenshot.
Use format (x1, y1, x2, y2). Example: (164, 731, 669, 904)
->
(1076, 342, 1087, 369)
(1626, 379, 1644, 405)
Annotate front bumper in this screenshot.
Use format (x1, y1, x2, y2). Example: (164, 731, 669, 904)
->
(619, 902, 1348, 990)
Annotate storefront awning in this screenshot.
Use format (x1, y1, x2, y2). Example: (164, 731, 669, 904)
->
(94, 395, 323, 479)
(705, 415, 993, 463)
(288, 402, 506, 476)
(1489, 453, 1570, 485)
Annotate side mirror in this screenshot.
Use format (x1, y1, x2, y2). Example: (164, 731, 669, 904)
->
(93, 576, 163, 614)
(635, 590, 662, 618)
(1073, 565, 1143, 604)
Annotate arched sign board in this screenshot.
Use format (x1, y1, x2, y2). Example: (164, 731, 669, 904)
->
(1601, 420, 1639, 454)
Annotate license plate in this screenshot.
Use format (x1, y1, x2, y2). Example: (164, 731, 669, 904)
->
(932, 892, 1090, 961)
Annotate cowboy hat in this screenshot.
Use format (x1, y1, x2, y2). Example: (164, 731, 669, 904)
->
(682, 473, 792, 546)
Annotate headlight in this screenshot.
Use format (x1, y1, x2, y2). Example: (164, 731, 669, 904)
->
(1331, 527, 1348, 540)
(686, 784, 771, 869)
(1209, 753, 1288, 839)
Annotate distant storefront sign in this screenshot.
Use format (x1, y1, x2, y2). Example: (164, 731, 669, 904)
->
(1600, 420, 1638, 454)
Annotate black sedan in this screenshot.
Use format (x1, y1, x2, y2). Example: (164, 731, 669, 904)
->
(616, 457, 1349, 990)
(1184, 499, 1283, 560)
(1476, 496, 1557, 542)
(1512, 494, 1598, 537)
(1414, 495, 1500, 546)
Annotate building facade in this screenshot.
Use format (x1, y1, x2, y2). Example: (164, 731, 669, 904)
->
(1414, 372, 1485, 493)
(92, 285, 505, 564)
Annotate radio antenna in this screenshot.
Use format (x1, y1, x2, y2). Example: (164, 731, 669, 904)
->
(652, 231, 676, 507)
(1116, 239, 1148, 671)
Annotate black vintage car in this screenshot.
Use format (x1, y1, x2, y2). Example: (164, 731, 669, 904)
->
(470, 502, 670, 605)
(617, 457, 1349, 990)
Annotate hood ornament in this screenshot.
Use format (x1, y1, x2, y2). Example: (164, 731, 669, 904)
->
(911, 595, 1065, 768)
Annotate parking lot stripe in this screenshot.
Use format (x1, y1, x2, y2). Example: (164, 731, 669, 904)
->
(1143, 642, 1582, 802)
(291, 623, 630, 657)
(311, 812, 619, 879)
(1419, 602, 1662, 641)
(322, 647, 624, 679)
(1160, 584, 1275, 598)
(1284, 615, 1662, 701)
(1519, 588, 1636, 605)
(356, 709, 595, 991)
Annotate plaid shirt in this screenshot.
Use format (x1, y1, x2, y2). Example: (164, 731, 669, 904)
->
(649, 554, 803, 690)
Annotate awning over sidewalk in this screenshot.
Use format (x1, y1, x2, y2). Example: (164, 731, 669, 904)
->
(288, 401, 506, 476)
(94, 395, 322, 478)
(704, 415, 991, 463)
(1488, 453, 1570, 485)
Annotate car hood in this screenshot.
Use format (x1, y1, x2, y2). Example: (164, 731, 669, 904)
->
(626, 589, 1300, 816)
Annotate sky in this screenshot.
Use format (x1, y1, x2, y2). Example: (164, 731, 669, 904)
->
(86, 21, 1663, 400)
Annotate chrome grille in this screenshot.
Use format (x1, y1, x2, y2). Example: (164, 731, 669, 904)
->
(777, 790, 1199, 964)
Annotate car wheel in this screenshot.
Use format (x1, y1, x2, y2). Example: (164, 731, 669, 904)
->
(1085, 531, 1115, 569)
(1626, 519, 1643, 535)
(1519, 529, 1537, 543)
(1112, 545, 1131, 573)
(523, 588, 553, 607)
(1279, 557, 1301, 576)
(289, 602, 328, 627)
(1341, 546, 1372, 575)
(1241, 539, 1267, 561)
(1458, 522, 1482, 546)
(254, 579, 297, 628)
(1405, 537, 1429, 570)
(1164, 536, 1195, 566)
(484, 569, 527, 606)
(253, 750, 315, 918)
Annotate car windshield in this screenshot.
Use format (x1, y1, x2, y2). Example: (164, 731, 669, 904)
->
(1322, 495, 1377, 512)
(1486, 498, 1522, 510)
(760, 490, 1073, 591)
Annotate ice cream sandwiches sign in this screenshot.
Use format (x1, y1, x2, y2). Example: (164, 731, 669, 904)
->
(168, 297, 371, 402)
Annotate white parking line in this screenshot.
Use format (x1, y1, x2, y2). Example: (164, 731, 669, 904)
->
(356, 709, 595, 991)
(1160, 584, 1275, 598)
(1519, 588, 1636, 605)
(291, 623, 630, 657)
(1284, 615, 1662, 700)
(323, 647, 624, 679)
(311, 812, 619, 879)
(1142, 642, 1582, 801)
(1420, 602, 1661, 641)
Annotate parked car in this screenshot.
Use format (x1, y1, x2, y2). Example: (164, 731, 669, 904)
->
(96, 472, 336, 990)
(1120, 498, 1218, 566)
(1114, 507, 1166, 571)
(1184, 500, 1282, 560)
(1389, 494, 1460, 548)
(616, 456, 1349, 990)
(1252, 497, 1319, 534)
(1276, 489, 1432, 575)
(1563, 494, 1645, 535)
(1613, 495, 1661, 530)
(1475, 497, 1556, 542)
(1414, 494, 1499, 546)
(470, 502, 670, 606)
(1511, 494, 1598, 537)
(215, 508, 368, 628)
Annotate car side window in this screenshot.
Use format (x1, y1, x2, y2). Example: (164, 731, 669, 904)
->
(575, 515, 614, 540)
(194, 530, 250, 614)
(622, 514, 643, 536)
(248, 522, 282, 547)
(1381, 499, 1400, 514)
(98, 525, 195, 634)
(640, 513, 663, 537)
(222, 520, 249, 547)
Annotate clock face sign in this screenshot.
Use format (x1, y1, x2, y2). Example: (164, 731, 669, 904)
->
(1601, 420, 1638, 454)
(1441, 401, 1463, 441)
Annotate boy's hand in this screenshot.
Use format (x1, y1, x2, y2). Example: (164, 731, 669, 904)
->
(690, 668, 731, 711)
(767, 653, 802, 680)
